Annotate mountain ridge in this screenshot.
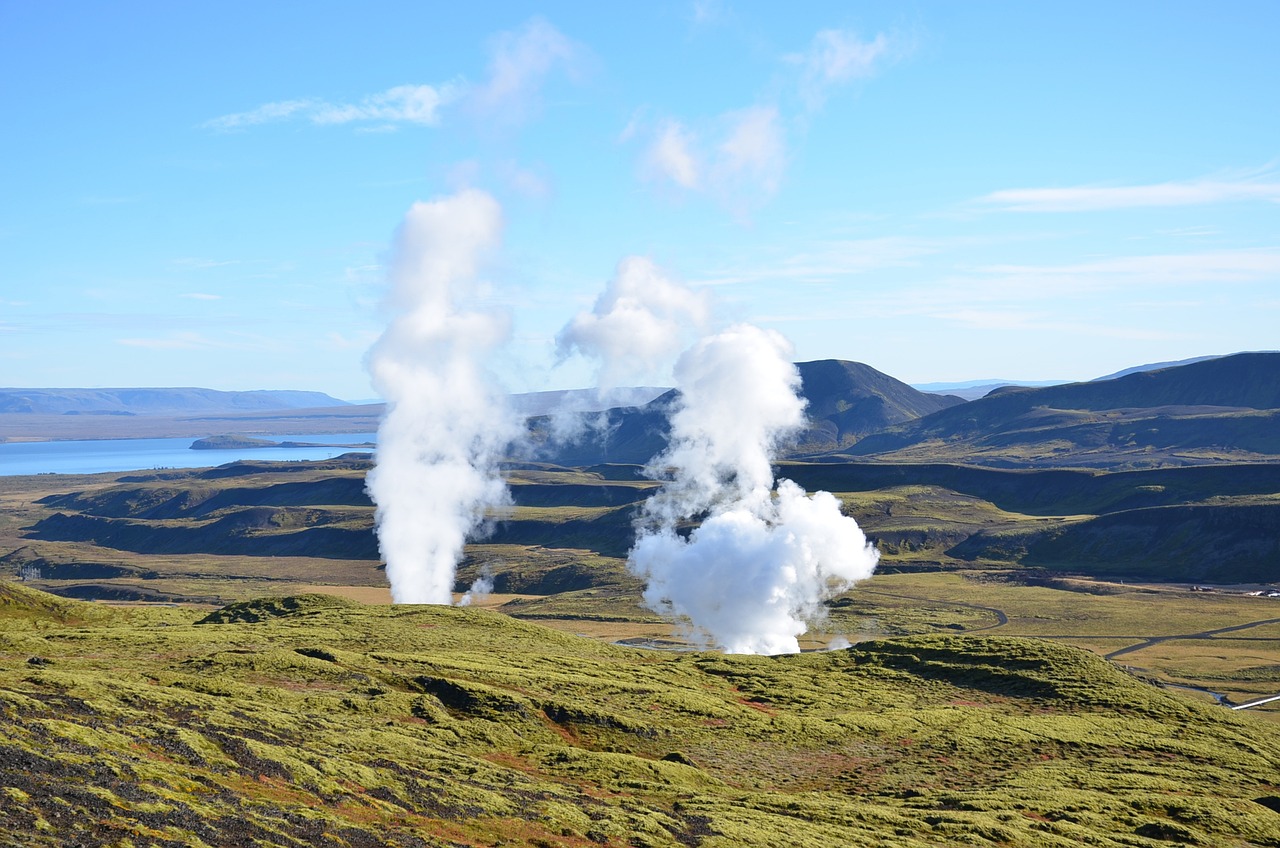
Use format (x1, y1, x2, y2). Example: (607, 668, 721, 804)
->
(0, 387, 349, 415)
(845, 351, 1280, 467)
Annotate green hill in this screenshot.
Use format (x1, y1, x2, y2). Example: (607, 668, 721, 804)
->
(3, 587, 1280, 846)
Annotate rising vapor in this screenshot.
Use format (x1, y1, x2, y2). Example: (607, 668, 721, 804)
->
(561, 263, 879, 654)
(365, 189, 521, 604)
(556, 255, 709, 392)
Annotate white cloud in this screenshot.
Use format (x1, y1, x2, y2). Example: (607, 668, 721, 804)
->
(639, 107, 787, 207)
(645, 120, 701, 189)
(204, 84, 456, 131)
(204, 98, 317, 130)
(205, 19, 584, 136)
(691, 0, 729, 26)
(978, 176, 1280, 212)
(715, 105, 786, 196)
(469, 18, 581, 124)
(181, 293, 221, 301)
(498, 160, 553, 199)
(799, 28, 892, 109)
(310, 84, 455, 126)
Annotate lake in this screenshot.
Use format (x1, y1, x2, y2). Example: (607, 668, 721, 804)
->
(0, 433, 378, 477)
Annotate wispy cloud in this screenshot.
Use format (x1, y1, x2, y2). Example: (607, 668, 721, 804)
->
(204, 84, 458, 131)
(117, 330, 281, 351)
(980, 248, 1280, 285)
(697, 236, 940, 286)
(117, 331, 221, 350)
(639, 106, 786, 208)
(797, 28, 894, 110)
(181, 293, 222, 301)
(926, 308, 1187, 341)
(978, 175, 1280, 212)
(204, 19, 581, 135)
(715, 105, 786, 198)
(468, 18, 583, 125)
(645, 120, 700, 189)
(633, 25, 902, 211)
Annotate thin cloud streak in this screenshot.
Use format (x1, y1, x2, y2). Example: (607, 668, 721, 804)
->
(980, 248, 1280, 283)
(980, 177, 1280, 212)
(204, 84, 458, 131)
(204, 19, 581, 134)
(695, 236, 944, 286)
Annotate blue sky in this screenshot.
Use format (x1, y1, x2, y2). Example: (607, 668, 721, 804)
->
(2, 1, 1277, 400)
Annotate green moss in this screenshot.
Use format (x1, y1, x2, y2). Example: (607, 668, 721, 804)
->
(3, 587, 1280, 847)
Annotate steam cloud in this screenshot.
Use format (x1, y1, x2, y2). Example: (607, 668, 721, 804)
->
(556, 256, 709, 392)
(562, 265, 879, 654)
(365, 189, 521, 604)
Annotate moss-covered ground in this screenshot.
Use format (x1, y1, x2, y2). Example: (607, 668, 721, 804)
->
(3, 582, 1280, 846)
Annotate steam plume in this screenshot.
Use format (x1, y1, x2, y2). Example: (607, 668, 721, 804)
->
(556, 256, 709, 392)
(365, 189, 520, 604)
(560, 262, 878, 654)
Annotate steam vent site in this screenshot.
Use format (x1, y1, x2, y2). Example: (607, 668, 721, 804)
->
(4, 4, 1280, 846)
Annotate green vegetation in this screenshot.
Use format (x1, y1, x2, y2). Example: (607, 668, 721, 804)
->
(3, 583, 1280, 846)
(5, 350, 1280, 843)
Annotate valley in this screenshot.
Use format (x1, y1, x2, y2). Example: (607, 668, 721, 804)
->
(4, 351, 1280, 845)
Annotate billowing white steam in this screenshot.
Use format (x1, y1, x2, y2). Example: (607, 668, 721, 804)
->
(556, 255, 709, 392)
(365, 189, 521, 604)
(561, 265, 879, 654)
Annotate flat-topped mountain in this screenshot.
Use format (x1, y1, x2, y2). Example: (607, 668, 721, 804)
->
(0, 387, 349, 415)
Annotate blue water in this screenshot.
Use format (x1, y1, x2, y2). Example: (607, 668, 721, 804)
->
(0, 433, 378, 477)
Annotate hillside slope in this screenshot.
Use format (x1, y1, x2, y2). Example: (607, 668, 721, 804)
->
(846, 352, 1280, 468)
(3, 586, 1280, 847)
(542, 359, 965, 465)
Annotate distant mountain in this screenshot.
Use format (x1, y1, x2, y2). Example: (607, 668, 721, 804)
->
(913, 380, 1066, 402)
(845, 352, 1280, 468)
(0, 388, 349, 415)
(1091, 354, 1228, 382)
(540, 359, 966, 465)
(509, 387, 669, 417)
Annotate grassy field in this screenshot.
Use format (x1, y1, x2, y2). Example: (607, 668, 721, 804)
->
(3, 583, 1280, 846)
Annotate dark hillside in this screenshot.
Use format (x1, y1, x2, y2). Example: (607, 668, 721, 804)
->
(780, 460, 1280, 517)
(953, 502, 1280, 584)
(846, 352, 1280, 467)
(541, 359, 967, 465)
(792, 359, 965, 449)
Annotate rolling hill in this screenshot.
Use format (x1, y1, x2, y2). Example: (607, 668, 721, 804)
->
(3, 584, 1280, 847)
(540, 359, 965, 465)
(843, 352, 1280, 468)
